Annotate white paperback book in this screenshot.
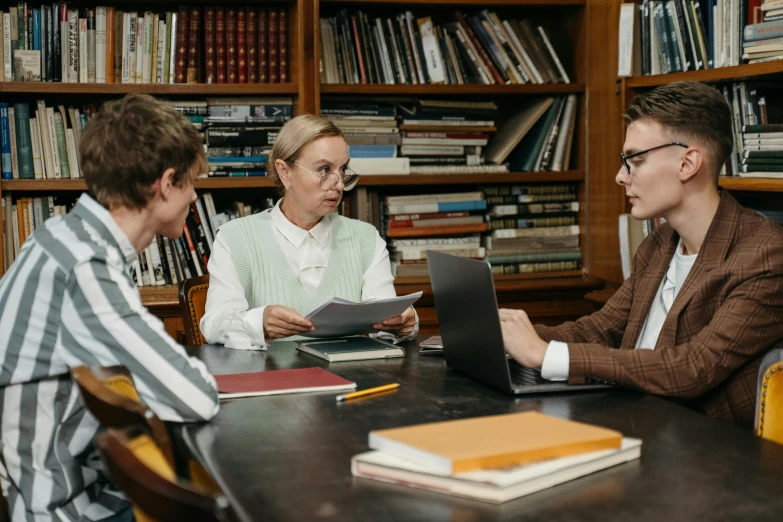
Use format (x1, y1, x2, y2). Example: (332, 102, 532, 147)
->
(303, 292, 422, 338)
(352, 437, 642, 503)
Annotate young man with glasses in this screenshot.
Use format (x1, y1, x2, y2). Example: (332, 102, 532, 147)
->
(201, 114, 418, 348)
(500, 81, 783, 429)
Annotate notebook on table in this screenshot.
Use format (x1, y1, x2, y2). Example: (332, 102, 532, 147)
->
(214, 368, 356, 399)
(296, 337, 405, 363)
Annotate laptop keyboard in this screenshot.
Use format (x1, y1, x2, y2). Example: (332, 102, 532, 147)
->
(508, 359, 551, 387)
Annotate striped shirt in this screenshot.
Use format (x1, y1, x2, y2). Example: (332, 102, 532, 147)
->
(0, 193, 220, 522)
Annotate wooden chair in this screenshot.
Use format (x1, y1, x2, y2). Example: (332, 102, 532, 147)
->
(71, 365, 222, 492)
(71, 365, 175, 467)
(96, 426, 234, 522)
(756, 346, 783, 445)
(179, 274, 211, 345)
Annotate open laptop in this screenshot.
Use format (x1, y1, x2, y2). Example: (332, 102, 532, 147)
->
(427, 250, 612, 394)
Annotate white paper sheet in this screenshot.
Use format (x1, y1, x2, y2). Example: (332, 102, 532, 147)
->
(302, 292, 423, 338)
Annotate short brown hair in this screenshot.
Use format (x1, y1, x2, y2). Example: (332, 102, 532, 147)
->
(80, 94, 207, 209)
(267, 114, 344, 194)
(623, 81, 734, 180)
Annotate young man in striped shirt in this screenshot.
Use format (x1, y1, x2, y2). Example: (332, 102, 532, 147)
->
(0, 94, 220, 522)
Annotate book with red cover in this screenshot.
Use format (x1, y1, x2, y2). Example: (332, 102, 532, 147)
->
(204, 6, 216, 84)
(187, 7, 201, 83)
(268, 9, 278, 83)
(258, 9, 268, 83)
(175, 6, 190, 83)
(216, 7, 227, 83)
(237, 7, 247, 83)
(226, 7, 238, 83)
(279, 8, 288, 82)
(247, 8, 258, 83)
(215, 368, 356, 399)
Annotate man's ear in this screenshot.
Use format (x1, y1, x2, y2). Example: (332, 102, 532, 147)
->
(679, 147, 703, 183)
(156, 168, 178, 201)
(276, 159, 292, 187)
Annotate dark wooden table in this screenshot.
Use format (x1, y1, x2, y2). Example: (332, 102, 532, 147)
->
(180, 338, 783, 522)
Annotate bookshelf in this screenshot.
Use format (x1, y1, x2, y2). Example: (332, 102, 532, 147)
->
(313, 0, 604, 331)
(0, 0, 314, 341)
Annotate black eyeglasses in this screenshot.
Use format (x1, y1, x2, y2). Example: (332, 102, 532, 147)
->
(620, 142, 688, 175)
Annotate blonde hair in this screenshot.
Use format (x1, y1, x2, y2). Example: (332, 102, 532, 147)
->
(268, 114, 344, 193)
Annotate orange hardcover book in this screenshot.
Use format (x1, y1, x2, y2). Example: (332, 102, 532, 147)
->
(105, 8, 114, 83)
(369, 411, 623, 474)
(385, 223, 488, 238)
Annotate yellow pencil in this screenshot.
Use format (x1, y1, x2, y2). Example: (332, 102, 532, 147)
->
(335, 383, 400, 402)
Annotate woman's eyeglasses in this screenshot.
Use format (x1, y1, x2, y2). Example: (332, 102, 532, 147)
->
(287, 161, 361, 191)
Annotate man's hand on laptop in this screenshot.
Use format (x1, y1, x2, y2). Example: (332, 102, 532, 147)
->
(499, 309, 548, 369)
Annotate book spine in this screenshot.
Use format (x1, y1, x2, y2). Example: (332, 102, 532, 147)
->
(8, 107, 18, 178)
(247, 8, 257, 83)
(258, 8, 267, 83)
(103, 7, 113, 83)
(204, 6, 216, 84)
(174, 6, 188, 83)
(186, 7, 199, 83)
(268, 9, 278, 83)
(226, 7, 237, 83)
(279, 8, 288, 82)
(237, 7, 247, 83)
(87, 9, 96, 82)
(454, 10, 505, 84)
(13, 103, 33, 179)
(52, 112, 69, 178)
(1, 104, 11, 179)
(113, 9, 122, 82)
(216, 7, 226, 83)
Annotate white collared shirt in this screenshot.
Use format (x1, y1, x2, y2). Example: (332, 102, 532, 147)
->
(540, 240, 697, 380)
(201, 200, 419, 349)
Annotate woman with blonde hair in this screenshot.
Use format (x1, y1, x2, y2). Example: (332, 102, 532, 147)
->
(200, 114, 418, 348)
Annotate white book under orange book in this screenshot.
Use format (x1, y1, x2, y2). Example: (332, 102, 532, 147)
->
(352, 437, 641, 503)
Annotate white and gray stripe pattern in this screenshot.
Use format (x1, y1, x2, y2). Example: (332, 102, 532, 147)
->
(0, 193, 219, 522)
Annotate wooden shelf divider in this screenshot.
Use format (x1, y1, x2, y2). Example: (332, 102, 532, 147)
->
(320, 83, 586, 95)
(1, 171, 585, 191)
(0, 82, 300, 95)
(624, 62, 783, 88)
(719, 177, 783, 193)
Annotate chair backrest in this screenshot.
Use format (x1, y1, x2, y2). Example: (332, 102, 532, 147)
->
(179, 275, 211, 345)
(97, 426, 233, 522)
(70, 365, 175, 466)
(756, 346, 783, 445)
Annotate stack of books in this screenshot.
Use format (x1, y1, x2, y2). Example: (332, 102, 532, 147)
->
(319, 9, 569, 86)
(322, 101, 409, 175)
(384, 191, 488, 278)
(185, 97, 292, 177)
(352, 411, 642, 503)
(744, 1, 783, 63)
(1, 193, 75, 269)
(482, 184, 581, 275)
(719, 81, 783, 178)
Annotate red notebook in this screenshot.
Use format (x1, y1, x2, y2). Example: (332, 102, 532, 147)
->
(214, 368, 356, 399)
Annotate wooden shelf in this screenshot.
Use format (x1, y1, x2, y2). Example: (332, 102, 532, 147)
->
(0, 82, 299, 95)
(624, 62, 783, 88)
(320, 83, 585, 95)
(359, 171, 584, 185)
(321, 0, 584, 4)
(139, 285, 179, 307)
(321, 0, 586, 6)
(395, 270, 587, 287)
(719, 176, 783, 192)
(1, 172, 584, 191)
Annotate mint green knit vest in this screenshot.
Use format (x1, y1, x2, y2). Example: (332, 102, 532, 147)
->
(217, 211, 377, 316)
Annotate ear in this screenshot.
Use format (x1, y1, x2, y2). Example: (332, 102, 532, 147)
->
(678, 147, 703, 183)
(276, 159, 292, 187)
(155, 168, 178, 201)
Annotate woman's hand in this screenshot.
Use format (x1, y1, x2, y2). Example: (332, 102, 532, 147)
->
(263, 305, 315, 340)
(373, 306, 416, 337)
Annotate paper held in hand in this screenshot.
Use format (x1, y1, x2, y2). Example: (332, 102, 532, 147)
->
(302, 292, 423, 338)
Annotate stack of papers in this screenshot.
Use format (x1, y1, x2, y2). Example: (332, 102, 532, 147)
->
(303, 292, 422, 338)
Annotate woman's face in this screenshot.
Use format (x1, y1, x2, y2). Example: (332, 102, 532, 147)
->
(284, 136, 349, 219)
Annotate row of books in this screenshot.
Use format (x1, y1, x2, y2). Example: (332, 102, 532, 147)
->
(0, 4, 288, 84)
(342, 185, 581, 278)
(320, 9, 569, 85)
(2, 194, 71, 269)
(133, 193, 276, 287)
(720, 81, 783, 177)
(0, 100, 85, 180)
(618, 0, 764, 77)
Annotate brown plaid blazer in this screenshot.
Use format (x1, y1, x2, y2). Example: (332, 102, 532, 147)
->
(535, 190, 783, 428)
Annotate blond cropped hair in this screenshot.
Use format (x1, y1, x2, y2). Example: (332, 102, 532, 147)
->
(267, 114, 344, 194)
